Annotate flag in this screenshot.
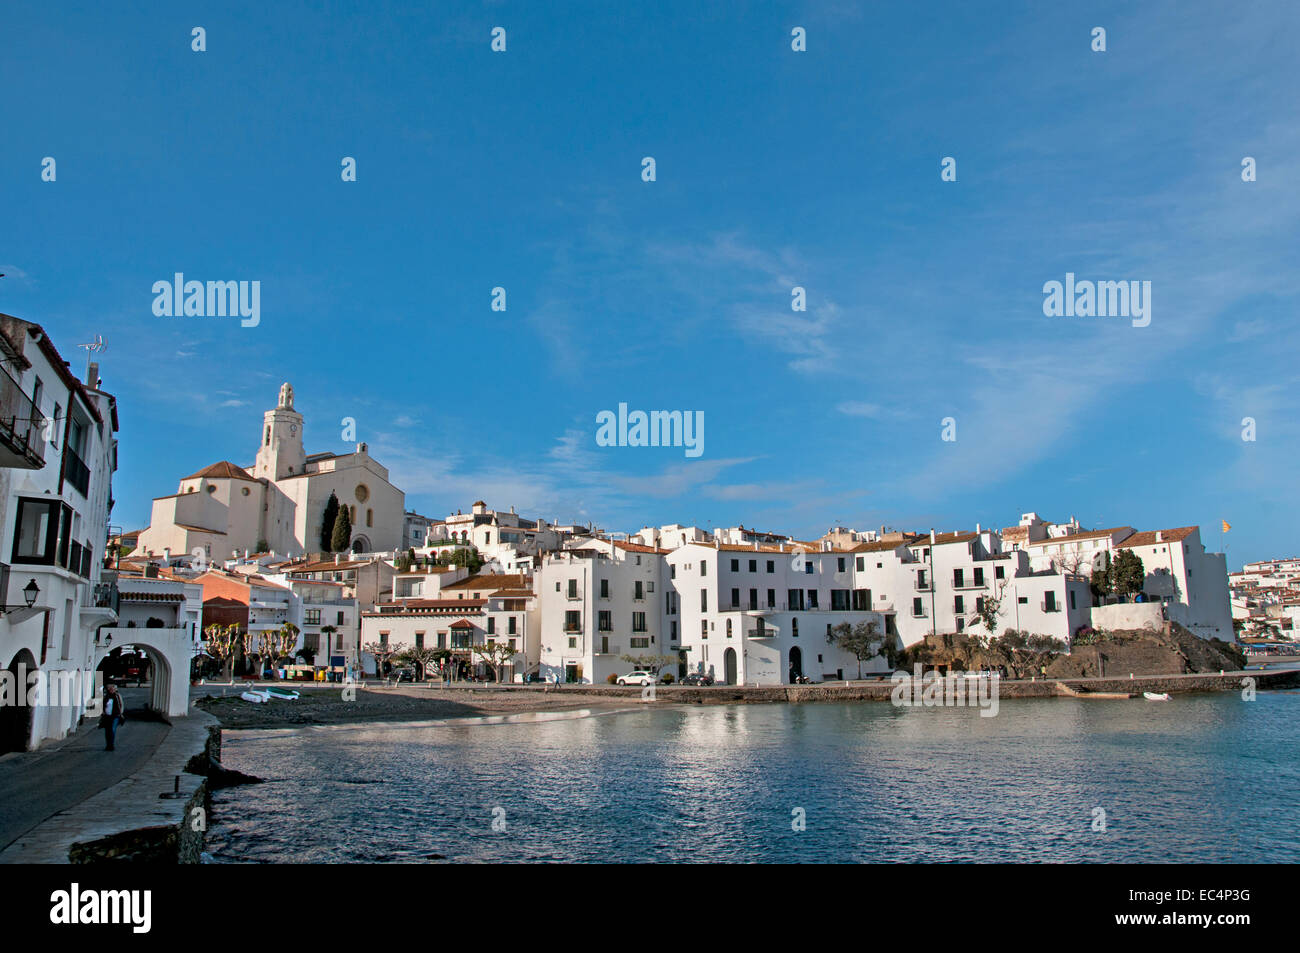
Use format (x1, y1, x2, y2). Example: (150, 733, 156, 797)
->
(1222, 520, 1231, 532)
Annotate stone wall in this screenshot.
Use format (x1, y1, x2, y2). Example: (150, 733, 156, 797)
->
(1092, 602, 1165, 631)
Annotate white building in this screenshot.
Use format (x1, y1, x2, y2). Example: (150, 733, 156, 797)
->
(135, 383, 405, 560)
(97, 572, 204, 716)
(361, 571, 538, 680)
(0, 315, 120, 751)
(537, 540, 668, 684)
(665, 540, 889, 686)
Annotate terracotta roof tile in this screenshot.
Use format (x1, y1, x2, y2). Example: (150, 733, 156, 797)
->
(182, 461, 259, 482)
(1117, 526, 1198, 548)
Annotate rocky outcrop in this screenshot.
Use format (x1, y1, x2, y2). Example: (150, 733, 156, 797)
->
(903, 623, 1245, 680)
(1046, 623, 1244, 679)
(185, 726, 261, 789)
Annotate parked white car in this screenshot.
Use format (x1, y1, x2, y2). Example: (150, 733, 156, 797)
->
(617, 670, 659, 686)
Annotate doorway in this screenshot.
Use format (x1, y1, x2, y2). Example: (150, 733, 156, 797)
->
(788, 646, 803, 683)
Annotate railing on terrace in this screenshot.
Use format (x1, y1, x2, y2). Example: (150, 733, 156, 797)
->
(0, 363, 46, 469)
(93, 582, 120, 613)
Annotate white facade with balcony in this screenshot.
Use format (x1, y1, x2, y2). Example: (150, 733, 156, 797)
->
(537, 541, 668, 684)
(0, 316, 119, 751)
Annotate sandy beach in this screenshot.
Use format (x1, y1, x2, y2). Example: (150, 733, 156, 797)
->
(195, 683, 634, 730)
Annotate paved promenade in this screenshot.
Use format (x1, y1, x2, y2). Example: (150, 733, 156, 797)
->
(0, 687, 215, 863)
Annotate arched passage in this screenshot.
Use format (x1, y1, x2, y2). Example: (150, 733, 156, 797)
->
(788, 646, 803, 683)
(97, 645, 174, 716)
(723, 647, 738, 686)
(93, 627, 191, 717)
(0, 649, 37, 753)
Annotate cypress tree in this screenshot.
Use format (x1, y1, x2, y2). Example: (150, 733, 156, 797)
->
(331, 504, 352, 553)
(321, 492, 340, 552)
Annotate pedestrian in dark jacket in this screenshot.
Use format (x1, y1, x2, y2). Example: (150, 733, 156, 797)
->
(100, 684, 125, 751)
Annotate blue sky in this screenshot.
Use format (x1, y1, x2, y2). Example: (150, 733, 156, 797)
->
(2, 1, 1297, 567)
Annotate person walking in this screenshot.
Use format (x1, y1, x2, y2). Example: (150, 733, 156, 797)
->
(100, 683, 125, 751)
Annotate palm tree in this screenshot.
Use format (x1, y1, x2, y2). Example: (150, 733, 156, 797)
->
(319, 624, 338, 667)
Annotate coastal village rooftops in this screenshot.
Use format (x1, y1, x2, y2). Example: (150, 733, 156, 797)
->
(1117, 527, 1199, 548)
(613, 540, 669, 555)
(912, 532, 979, 547)
(684, 540, 804, 554)
(1025, 526, 1133, 547)
(363, 598, 487, 616)
(442, 573, 531, 591)
(182, 461, 260, 482)
(850, 538, 917, 553)
(291, 558, 368, 572)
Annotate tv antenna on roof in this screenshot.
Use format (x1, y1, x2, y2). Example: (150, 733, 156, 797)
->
(78, 335, 106, 380)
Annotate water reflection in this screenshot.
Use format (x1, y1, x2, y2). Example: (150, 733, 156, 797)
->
(207, 692, 1300, 863)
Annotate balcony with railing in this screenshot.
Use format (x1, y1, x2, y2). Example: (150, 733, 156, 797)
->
(63, 447, 91, 496)
(0, 364, 45, 469)
(1041, 600, 1061, 612)
(914, 577, 932, 591)
(565, 586, 583, 601)
(93, 581, 120, 613)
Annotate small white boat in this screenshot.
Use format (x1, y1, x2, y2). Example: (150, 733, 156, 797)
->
(1143, 691, 1171, 701)
(240, 690, 269, 703)
(264, 687, 299, 700)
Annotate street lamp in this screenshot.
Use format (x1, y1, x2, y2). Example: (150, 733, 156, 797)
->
(22, 578, 39, 608)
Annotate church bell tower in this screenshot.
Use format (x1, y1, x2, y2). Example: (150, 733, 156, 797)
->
(253, 382, 306, 481)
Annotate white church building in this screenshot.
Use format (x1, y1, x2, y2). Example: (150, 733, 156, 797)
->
(135, 383, 405, 560)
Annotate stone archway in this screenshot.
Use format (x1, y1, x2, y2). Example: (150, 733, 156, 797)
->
(0, 649, 38, 753)
(93, 628, 191, 717)
(350, 535, 371, 553)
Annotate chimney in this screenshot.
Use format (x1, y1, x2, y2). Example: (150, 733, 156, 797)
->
(163, 547, 171, 562)
(85, 361, 99, 387)
(1155, 531, 1163, 543)
(144, 563, 159, 579)
(930, 529, 936, 544)
(976, 523, 981, 533)
(335, 553, 341, 564)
